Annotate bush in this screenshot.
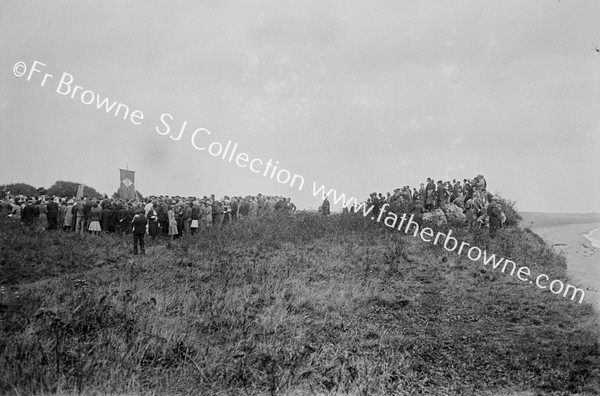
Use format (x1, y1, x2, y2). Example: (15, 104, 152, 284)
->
(46, 181, 103, 200)
(0, 183, 37, 197)
(498, 197, 522, 227)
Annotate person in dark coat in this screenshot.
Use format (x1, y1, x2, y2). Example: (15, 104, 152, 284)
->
(101, 204, 113, 232)
(425, 178, 436, 211)
(157, 199, 169, 234)
(229, 198, 238, 221)
(101, 196, 111, 210)
(107, 201, 119, 232)
(274, 198, 285, 213)
(21, 201, 38, 225)
(463, 179, 473, 201)
(46, 198, 59, 230)
(117, 204, 129, 234)
(435, 180, 447, 209)
(131, 209, 148, 255)
(83, 199, 93, 230)
(191, 201, 201, 235)
(147, 204, 160, 239)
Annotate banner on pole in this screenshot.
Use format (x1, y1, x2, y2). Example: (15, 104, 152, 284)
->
(76, 184, 84, 200)
(119, 169, 136, 200)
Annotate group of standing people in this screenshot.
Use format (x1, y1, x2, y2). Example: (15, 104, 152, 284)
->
(334, 174, 505, 237)
(0, 193, 298, 252)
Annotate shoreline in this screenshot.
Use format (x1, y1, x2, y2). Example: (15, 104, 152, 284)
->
(583, 227, 600, 249)
(531, 222, 600, 310)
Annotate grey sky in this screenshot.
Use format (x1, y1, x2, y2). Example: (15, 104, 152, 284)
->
(1, 0, 599, 212)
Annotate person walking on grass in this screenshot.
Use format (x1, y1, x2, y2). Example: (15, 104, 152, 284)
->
(131, 208, 148, 255)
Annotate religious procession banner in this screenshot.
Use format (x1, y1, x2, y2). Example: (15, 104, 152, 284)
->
(119, 169, 136, 200)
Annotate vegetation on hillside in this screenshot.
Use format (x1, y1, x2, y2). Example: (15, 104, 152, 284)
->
(1, 183, 38, 197)
(1, 181, 104, 200)
(46, 181, 103, 200)
(0, 211, 599, 395)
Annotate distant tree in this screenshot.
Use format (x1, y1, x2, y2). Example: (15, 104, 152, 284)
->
(46, 181, 103, 200)
(112, 190, 144, 201)
(0, 183, 38, 197)
(46, 181, 78, 198)
(81, 186, 103, 200)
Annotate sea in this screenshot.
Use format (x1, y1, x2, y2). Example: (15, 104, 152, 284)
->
(583, 226, 600, 249)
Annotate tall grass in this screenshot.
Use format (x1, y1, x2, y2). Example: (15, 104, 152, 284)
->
(0, 213, 599, 395)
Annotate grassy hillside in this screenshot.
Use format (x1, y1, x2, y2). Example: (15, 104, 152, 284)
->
(1, 213, 599, 395)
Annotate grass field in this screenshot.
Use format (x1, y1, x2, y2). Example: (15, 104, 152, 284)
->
(1, 212, 599, 395)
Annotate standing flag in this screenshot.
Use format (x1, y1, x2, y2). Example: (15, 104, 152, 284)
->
(76, 184, 85, 200)
(119, 169, 136, 200)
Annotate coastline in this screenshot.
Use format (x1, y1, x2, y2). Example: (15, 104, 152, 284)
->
(531, 222, 600, 310)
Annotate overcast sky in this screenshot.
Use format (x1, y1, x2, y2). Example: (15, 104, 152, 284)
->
(1, 1, 599, 212)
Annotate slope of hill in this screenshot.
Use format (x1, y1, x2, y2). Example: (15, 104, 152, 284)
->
(1, 213, 599, 395)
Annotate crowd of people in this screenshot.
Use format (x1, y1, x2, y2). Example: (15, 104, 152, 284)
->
(1, 173, 505, 254)
(0, 194, 298, 253)
(331, 174, 506, 237)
